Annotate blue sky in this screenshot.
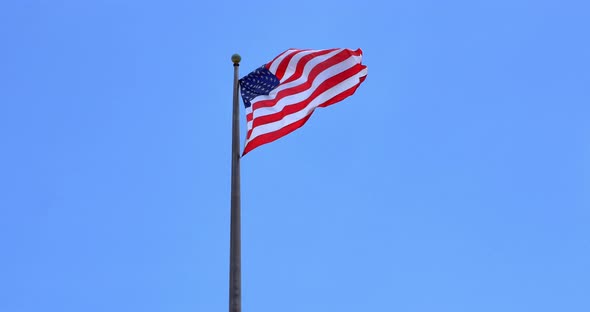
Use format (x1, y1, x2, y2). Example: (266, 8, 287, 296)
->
(1, 0, 589, 311)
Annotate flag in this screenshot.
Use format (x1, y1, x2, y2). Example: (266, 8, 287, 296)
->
(239, 48, 367, 155)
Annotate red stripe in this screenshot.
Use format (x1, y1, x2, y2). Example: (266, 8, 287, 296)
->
(277, 49, 339, 84)
(359, 74, 367, 84)
(269, 49, 338, 85)
(318, 78, 365, 108)
(250, 64, 366, 129)
(243, 114, 313, 156)
(319, 65, 367, 108)
(252, 49, 360, 111)
(265, 49, 293, 69)
(269, 49, 300, 81)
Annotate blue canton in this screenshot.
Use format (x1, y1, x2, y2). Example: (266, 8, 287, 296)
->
(239, 66, 280, 108)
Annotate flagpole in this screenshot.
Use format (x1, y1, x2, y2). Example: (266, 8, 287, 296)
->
(229, 53, 242, 312)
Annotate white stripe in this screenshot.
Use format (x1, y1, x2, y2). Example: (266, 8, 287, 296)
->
(252, 53, 361, 119)
(245, 106, 253, 134)
(267, 49, 298, 74)
(358, 67, 368, 78)
(246, 69, 366, 143)
(276, 49, 329, 82)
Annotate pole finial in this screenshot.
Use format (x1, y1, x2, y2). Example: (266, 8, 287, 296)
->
(231, 53, 241, 65)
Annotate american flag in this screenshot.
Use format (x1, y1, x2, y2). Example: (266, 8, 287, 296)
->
(239, 48, 367, 155)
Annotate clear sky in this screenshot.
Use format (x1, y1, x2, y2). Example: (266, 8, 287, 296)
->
(1, 1, 589, 311)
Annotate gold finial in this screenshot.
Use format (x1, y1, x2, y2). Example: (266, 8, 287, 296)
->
(231, 53, 241, 64)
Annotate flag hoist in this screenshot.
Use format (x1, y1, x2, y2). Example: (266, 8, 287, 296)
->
(229, 53, 242, 312)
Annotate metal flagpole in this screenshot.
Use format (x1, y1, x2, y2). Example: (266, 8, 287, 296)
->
(229, 53, 242, 312)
